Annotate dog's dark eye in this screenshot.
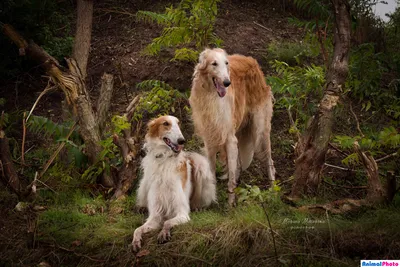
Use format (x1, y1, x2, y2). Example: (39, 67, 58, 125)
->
(225, 61, 228, 65)
(163, 121, 169, 126)
(212, 62, 218, 66)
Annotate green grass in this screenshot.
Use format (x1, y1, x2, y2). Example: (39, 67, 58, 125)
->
(0, 184, 396, 266)
(29, 187, 399, 266)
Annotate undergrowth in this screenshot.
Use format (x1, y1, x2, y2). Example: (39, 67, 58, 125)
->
(9, 187, 393, 266)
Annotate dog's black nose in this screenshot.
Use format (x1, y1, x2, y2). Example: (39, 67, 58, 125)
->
(177, 138, 186, 145)
(223, 79, 231, 87)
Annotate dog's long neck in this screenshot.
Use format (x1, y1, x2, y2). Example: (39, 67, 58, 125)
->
(143, 141, 179, 160)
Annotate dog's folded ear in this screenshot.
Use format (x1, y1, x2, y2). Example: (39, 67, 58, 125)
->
(197, 48, 211, 70)
(147, 119, 156, 129)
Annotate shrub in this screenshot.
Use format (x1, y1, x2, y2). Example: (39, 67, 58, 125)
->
(136, 0, 222, 61)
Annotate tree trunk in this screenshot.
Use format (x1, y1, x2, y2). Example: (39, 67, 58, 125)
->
(96, 73, 114, 133)
(2, 24, 115, 187)
(290, 0, 351, 198)
(0, 130, 21, 194)
(72, 0, 93, 79)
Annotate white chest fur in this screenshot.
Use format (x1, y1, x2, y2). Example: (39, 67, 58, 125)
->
(137, 151, 191, 219)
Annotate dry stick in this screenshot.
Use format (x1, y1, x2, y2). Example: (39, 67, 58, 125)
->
(277, 177, 294, 186)
(324, 163, 351, 171)
(39, 122, 77, 179)
(35, 177, 57, 194)
(16, 145, 34, 161)
(349, 102, 364, 137)
(261, 202, 279, 263)
(21, 112, 26, 167)
(253, 21, 273, 32)
(26, 85, 57, 122)
(376, 152, 398, 163)
(328, 143, 349, 157)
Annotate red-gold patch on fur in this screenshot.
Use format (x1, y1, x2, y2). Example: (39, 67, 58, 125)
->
(177, 161, 188, 189)
(147, 116, 173, 138)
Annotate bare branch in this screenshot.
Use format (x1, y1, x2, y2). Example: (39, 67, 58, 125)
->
(349, 102, 364, 137)
(39, 122, 77, 178)
(376, 152, 398, 163)
(21, 112, 26, 167)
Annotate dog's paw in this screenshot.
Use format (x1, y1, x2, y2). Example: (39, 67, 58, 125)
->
(228, 192, 237, 207)
(131, 239, 142, 253)
(191, 205, 203, 212)
(157, 229, 171, 244)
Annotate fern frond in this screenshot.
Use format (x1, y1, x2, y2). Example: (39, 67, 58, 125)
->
(138, 0, 221, 60)
(172, 48, 199, 61)
(136, 10, 170, 26)
(293, 0, 330, 18)
(143, 26, 191, 55)
(27, 115, 79, 141)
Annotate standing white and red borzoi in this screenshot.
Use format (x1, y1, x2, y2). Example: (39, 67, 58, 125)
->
(132, 115, 216, 252)
(189, 48, 275, 205)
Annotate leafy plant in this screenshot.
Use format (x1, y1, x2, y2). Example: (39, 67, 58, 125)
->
(236, 182, 281, 203)
(82, 116, 130, 182)
(133, 80, 188, 121)
(346, 44, 386, 101)
(292, 0, 331, 18)
(27, 115, 87, 168)
(267, 60, 325, 131)
(334, 127, 400, 167)
(136, 0, 222, 61)
(266, 40, 319, 66)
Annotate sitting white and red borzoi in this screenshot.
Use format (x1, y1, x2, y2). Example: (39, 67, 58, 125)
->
(132, 115, 216, 251)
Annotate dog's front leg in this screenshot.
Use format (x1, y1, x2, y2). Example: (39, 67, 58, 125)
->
(226, 134, 240, 206)
(204, 144, 218, 177)
(157, 213, 190, 243)
(132, 215, 161, 252)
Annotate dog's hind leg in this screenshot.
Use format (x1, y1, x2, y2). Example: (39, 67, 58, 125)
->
(237, 127, 255, 171)
(226, 134, 241, 206)
(253, 102, 276, 182)
(132, 214, 162, 252)
(157, 213, 190, 243)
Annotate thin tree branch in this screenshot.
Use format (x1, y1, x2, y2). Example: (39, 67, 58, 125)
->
(376, 152, 398, 163)
(21, 112, 26, 167)
(349, 102, 364, 137)
(324, 163, 351, 171)
(26, 81, 56, 122)
(39, 122, 77, 178)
